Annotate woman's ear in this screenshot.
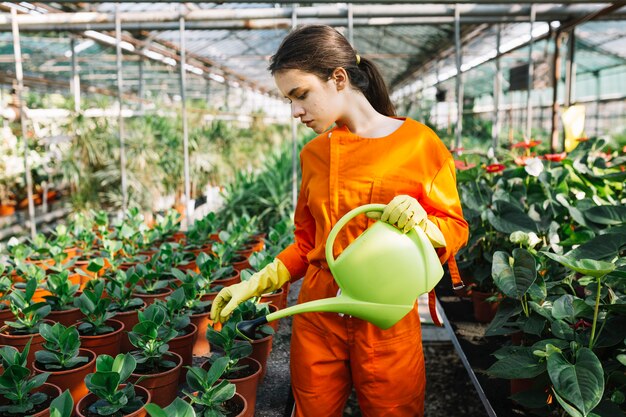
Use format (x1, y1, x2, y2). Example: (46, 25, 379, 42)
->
(331, 67, 348, 91)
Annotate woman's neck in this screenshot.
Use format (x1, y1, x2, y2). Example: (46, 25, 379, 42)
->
(336, 93, 400, 138)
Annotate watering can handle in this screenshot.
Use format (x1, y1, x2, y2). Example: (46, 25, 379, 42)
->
(325, 203, 386, 271)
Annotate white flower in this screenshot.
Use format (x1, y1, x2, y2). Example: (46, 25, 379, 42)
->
(510, 231, 529, 245)
(527, 232, 542, 248)
(487, 147, 495, 159)
(524, 157, 544, 177)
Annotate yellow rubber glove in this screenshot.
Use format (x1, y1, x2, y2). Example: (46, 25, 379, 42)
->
(367, 195, 447, 248)
(210, 258, 291, 323)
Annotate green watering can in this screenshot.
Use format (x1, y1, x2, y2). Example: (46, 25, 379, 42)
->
(236, 203, 444, 339)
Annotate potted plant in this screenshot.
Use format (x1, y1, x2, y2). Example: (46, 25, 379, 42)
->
(182, 357, 247, 417)
(205, 318, 260, 417)
(131, 263, 173, 306)
(196, 251, 239, 287)
(159, 289, 197, 377)
(229, 300, 275, 380)
(0, 278, 51, 369)
(74, 280, 124, 357)
(127, 304, 182, 407)
(44, 270, 84, 326)
(11, 262, 51, 303)
(0, 267, 13, 327)
(105, 268, 146, 353)
(77, 353, 151, 417)
(32, 323, 96, 403)
(0, 340, 62, 417)
(179, 273, 213, 357)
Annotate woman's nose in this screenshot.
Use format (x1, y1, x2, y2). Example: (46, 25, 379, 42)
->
(291, 103, 304, 118)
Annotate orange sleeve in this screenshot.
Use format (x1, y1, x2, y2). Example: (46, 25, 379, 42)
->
(276, 160, 316, 281)
(422, 157, 469, 263)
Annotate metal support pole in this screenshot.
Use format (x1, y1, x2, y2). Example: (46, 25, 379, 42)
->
(70, 37, 80, 113)
(179, 14, 192, 227)
(347, 3, 354, 46)
(433, 64, 439, 130)
(492, 24, 502, 150)
(550, 31, 562, 152)
(594, 70, 601, 136)
(138, 55, 145, 114)
(291, 5, 299, 211)
(454, 5, 463, 150)
(224, 82, 230, 111)
(525, 5, 536, 141)
(11, 8, 36, 239)
(564, 29, 576, 107)
(115, 5, 128, 212)
(205, 78, 211, 103)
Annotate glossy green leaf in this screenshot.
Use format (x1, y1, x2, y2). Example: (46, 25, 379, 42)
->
(567, 233, 626, 261)
(547, 348, 604, 417)
(49, 390, 74, 417)
(486, 348, 546, 379)
(542, 252, 615, 278)
(583, 205, 626, 226)
(492, 249, 537, 299)
(487, 201, 538, 234)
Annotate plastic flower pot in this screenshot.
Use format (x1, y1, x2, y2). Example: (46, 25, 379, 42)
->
(132, 287, 173, 306)
(76, 384, 150, 417)
(33, 348, 96, 404)
(212, 269, 240, 287)
(249, 333, 273, 381)
(168, 323, 198, 383)
(48, 306, 84, 327)
(0, 320, 54, 371)
(129, 352, 182, 408)
(112, 304, 144, 353)
(190, 307, 212, 357)
(78, 319, 124, 358)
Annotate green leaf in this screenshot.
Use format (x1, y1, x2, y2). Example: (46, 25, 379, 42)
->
(487, 201, 538, 234)
(145, 404, 169, 417)
(547, 348, 604, 417)
(567, 233, 626, 262)
(49, 390, 74, 417)
(583, 205, 626, 225)
(486, 348, 546, 379)
(542, 252, 616, 278)
(207, 356, 230, 387)
(551, 320, 575, 341)
(209, 380, 236, 404)
(492, 249, 537, 299)
(485, 299, 523, 337)
(113, 353, 136, 383)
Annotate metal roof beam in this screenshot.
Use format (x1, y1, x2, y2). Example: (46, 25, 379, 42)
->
(1, 4, 624, 31)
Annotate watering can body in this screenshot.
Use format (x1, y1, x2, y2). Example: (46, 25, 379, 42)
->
(263, 203, 444, 329)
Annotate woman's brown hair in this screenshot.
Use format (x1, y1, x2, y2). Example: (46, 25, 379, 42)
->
(268, 25, 396, 117)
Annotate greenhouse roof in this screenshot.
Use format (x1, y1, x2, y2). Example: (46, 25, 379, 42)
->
(0, 2, 625, 105)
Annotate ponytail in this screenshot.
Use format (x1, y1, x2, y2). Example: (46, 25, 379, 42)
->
(352, 57, 396, 117)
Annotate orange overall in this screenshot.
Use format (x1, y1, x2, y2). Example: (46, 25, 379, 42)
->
(277, 118, 469, 417)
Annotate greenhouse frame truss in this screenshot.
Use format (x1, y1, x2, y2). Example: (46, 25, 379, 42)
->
(1, 1, 625, 242)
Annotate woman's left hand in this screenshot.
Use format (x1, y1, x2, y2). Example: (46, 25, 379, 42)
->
(368, 195, 446, 247)
(369, 195, 427, 233)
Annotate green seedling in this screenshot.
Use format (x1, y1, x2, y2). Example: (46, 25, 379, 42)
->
(74, 280, 115, 335)
(35, 322, 89, 370)
(128, 303, 179, 373)
(183, 357, 237, 417)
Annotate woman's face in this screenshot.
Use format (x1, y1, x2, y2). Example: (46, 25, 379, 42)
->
(274, 69, 344, 134)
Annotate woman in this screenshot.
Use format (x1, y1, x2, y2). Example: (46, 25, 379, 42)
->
(211, 25, 468, 416)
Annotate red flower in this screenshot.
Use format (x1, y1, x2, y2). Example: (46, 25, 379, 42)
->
(484, 163, 505, 173)
(454, 160, 476, 171)
(512, 140, 541, 149)
(571, 318, 592, 330)
(543, 152, 567, 162)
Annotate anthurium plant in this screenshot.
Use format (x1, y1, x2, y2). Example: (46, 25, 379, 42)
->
(0, 341, 51, 415)
(35, 322, 89, 370)
(84, 353, 145, 416)
(182, 357, 237, 417)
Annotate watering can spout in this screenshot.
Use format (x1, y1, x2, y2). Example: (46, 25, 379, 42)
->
(237, 204, 444, 339)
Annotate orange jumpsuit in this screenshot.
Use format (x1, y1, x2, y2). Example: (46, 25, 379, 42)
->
(277, 118, 468, 417)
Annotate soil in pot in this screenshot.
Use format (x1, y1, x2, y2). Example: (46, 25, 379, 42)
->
(231, 255, 249, 272)
(212, 269, 241, 287)
(76, 384, 150, 417)
(0, 382, 61, 417)
(33, 348, 96, 404)
(188, 391, 247, 417)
